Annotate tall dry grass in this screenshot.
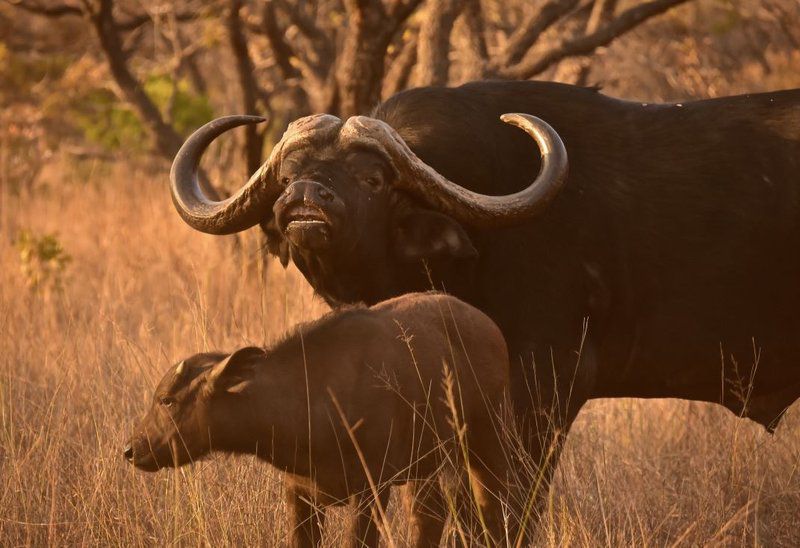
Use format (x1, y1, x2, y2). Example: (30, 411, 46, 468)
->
(1, 162, 799, 546)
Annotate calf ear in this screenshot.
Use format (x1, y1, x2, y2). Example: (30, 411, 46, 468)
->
(392, 210, 478, 263)
(208, 347, 265, 394)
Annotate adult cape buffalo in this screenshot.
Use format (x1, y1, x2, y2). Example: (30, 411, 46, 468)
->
(170, 80, 800, 493)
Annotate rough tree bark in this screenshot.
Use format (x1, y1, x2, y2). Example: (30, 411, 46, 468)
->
(458, 0, 489, 80)
(335, 0, 392, 116)
(415, 0, 463, 87)
(335, 0, 424, 117)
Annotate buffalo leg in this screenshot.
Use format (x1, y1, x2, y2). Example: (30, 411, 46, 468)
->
(446, 459, 508, 547)
(403, 479, 447, 548)
(467, 415, 519, 545)
(287, 484, 325, 548)
(510, 342, 594, 538)
(350, 489, 390, 548)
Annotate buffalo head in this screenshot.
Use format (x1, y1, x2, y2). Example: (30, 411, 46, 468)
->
(170, 112, 567, 304)
(124, 349, 265, 471)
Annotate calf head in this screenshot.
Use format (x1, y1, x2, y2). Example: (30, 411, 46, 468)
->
(124, 348, 264, 471)
(171, 113, 567, 305)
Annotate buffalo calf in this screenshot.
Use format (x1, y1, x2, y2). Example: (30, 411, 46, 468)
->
(124, 293, 513, 547)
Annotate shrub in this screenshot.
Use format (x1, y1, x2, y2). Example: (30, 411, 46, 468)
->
(16, 230, 71, 292)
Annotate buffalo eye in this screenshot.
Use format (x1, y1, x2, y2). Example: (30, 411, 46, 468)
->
(159, 396, 176, 408)
(280, 176, 290, 187)
(363, 176, 383, 190)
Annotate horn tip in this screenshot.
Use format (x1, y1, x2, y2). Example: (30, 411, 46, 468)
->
(500, 113, 537, 125)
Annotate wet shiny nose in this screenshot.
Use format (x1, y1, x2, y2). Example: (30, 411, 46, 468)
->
(301, 180, 334, 203)
(123, 444, 133, 462)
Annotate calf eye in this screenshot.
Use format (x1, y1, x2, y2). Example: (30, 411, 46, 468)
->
(159, 396, 176, 408)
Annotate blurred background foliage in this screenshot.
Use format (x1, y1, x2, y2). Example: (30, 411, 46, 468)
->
(67, 75, 214, 152)
(0, 0, 798, 195)
(15, 229, 71, 292)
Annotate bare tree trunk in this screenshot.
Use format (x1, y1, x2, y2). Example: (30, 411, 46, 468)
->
(336, 0, 423, 117)
(336, 1, 391, 116)
(259, 0, 313, 123)
(415, 0, 462, 87)
(227, 0, 265, 174)
(458, 0, 489, 80)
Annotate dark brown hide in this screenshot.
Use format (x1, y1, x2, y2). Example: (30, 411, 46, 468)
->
(168, 81, 800, 524)
(125, 293, 513, 547)
(170, 82, 800, 434)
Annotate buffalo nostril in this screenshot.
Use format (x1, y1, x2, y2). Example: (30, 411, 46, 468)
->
(317, 186, 333, 202)
(123, 444, 133, 461)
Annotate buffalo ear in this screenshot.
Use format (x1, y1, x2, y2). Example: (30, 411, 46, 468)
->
(260, 218, 290, 268)
(393, 210, 478, 263)
(207, 347, 265, 394)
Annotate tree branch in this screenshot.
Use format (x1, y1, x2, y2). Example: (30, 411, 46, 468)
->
(5, 0, 82, 18)
(5, 0, 200, 31)
(227, 0, 266, 173)
(383, 32, 417, 98)
(336, 0, 388, 116)
(416, 0, 463, 87)
(462, 0, 488, 65)
(499, 0, 692, 80)
(273, 0, 323, 44)
(161, 18, 208, 95)
(388, 0, 425, 27)
(260, 0, 300, 80)
(335, 0, 425, 116)
(574, 0, 618, 85)
(115, 10, 200, 32)
(586, 0, 619, 34)
(274, 0, 335, 71)
(494, 0, 580, 70)
(90, 0, 183, 156)
(85, 0, 218, 198)
(243, 0, 333, 112)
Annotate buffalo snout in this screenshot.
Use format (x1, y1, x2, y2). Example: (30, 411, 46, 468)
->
(279, 179, 341, 210)
(274, 180, 345, 250)
(123, 435, 160, 472)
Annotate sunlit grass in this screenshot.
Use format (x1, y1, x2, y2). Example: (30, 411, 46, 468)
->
(0, 168, 798, 546)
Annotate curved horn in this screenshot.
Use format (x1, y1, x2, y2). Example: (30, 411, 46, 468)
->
(171, 114, 344, 235)
(341, 113, 568, 228)
(170, 115, 271, 235)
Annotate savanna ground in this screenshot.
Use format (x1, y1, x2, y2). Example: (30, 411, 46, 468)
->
(2, 0, 800, 546)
